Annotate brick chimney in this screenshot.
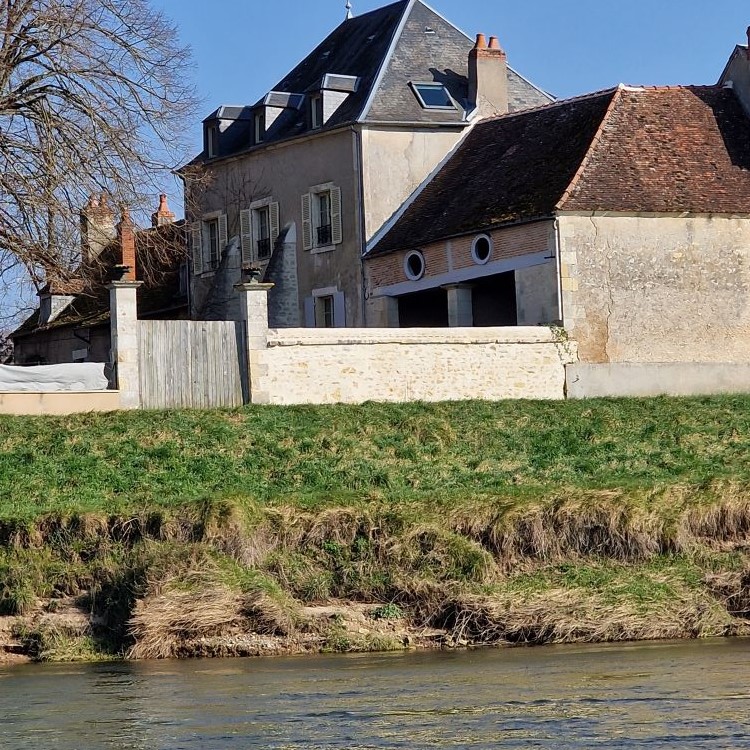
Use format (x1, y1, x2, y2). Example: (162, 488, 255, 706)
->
(117, 208, 137, 281)
(468, 33, 509, 116)
(151, 193, 176, 227)
(80, 193, 116, 264)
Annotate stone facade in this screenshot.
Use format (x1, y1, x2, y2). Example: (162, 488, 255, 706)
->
(558, 214, 750, 363)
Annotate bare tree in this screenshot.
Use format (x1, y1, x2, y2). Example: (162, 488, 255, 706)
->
(0, 0, 197, 321)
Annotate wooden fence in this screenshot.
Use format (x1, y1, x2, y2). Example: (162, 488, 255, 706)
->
(138, 320, 248, 409)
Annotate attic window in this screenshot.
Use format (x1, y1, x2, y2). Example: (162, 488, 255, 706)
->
(311, 94, 323, 129)
(206, 125, 219, 158)
(411, 83, 455, 110)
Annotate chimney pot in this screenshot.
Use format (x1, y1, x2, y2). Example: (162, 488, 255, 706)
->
(474, 33, 487, 49)
(152, 193, 176, 227)
(488, 36, 501, 50)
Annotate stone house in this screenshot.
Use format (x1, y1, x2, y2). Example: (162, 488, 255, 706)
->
(180, 0, 551, 328)
(11, 195, 188, 366)
(365, 41, 750, 371)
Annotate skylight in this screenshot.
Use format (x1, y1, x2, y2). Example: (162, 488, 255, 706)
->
(411, 83, 455, 109)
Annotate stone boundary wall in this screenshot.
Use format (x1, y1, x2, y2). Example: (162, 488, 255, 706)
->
(0, 391, 121, 416)
(249, 327, 576, 405)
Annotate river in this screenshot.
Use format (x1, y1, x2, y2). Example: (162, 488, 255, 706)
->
(1, 639, 749, 749)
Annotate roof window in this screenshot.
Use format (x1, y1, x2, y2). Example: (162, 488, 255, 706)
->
(410, 82, 455, 110)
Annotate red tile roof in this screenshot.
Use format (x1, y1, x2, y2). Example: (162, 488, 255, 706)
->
(369, 85, 750, 257)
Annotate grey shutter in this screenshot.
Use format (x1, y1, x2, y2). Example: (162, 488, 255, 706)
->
(190, 222, 203, 275)
(218, 213, 228, 253)
(304, 297, 315, 328)
(333, 291, 346, 328)
(301, 193, 313, 250)
(240, 209, 253, 265)
(330, 186, 342, 245)
(269, 201, 280, 243)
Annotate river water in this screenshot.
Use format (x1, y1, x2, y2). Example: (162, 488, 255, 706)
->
(1, 640, 749, 749)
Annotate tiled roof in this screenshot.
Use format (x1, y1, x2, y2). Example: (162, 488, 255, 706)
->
(368, 89, 616, 255)
(369, 85, 750, 256)
(12, 222, 187, 338)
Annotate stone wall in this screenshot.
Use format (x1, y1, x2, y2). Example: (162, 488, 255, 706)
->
(558, 214, 750, 363)
(248, 326, 576, 405)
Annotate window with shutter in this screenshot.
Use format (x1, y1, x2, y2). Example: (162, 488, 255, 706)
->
(218, 214, 228, 252)
(269, 202, 280, 244)
(301, 193, 313, 251)
(190, 222, 203, 275)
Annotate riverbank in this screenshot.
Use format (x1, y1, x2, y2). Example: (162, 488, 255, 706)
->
(1, 398, 750, 662)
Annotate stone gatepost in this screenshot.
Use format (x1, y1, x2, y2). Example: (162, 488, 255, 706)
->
(444, 284, 474, 327)
(108, 280, 143, 409)
(235, 279, 274, 405)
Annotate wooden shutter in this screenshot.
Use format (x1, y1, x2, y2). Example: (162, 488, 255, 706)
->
(218, 213, 228, 255)
(303, 297, 315, 327)
(269, 201, 280, 244)
(190, 222, 203, 275)
(330, 186, 342, 245)
(240, 209, 253, 265)
(301, 193, 313, 251)
(333, 291, 346, 328)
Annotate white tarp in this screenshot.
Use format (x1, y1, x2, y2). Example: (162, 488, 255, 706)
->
(0, 363, 109, 392)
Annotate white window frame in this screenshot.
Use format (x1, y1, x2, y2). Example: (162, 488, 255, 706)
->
(206, 125, 219, 158)
(404, 250, 426, 281)
(471, 234, 494, 265)
(254, 110, 265, 144)
(310, 93, 323, 129)
(301, 182, 342, 253)
(304, 286, 346, 328)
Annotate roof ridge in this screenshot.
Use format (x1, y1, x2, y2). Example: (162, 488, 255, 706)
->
(478, 86, 619, 125)
(555, 86, 624, 211)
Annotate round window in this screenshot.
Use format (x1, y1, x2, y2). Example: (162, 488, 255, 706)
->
(404, 250, 426, 280)
(471, 235, 493, 265)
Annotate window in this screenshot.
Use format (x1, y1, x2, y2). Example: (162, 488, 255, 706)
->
(315, 295, 334, 328)
(190, 213, 227, 274)
(301, 185, 342, 251)
(206, 125, 219, 158)
(240, 200, 280, 265)
(305, 287, 345, 328)
(471, 234, 493, 265)
(404, 250, 426, 280)
(254, 110, 265, 144)
(311, 94, 323, 129)
(206, 218, 220, 269)
(410, 82, 455, 109)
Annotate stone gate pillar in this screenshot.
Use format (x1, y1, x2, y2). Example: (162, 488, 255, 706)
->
(235, 278, 274, 404)
(108, 280, 143, 409)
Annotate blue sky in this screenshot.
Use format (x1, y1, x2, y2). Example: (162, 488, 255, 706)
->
(154, 0, 749, 197)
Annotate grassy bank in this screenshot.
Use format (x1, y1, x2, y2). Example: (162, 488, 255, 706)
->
(1, 397, 750, 661)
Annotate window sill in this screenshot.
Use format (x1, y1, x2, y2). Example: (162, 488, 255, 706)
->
(310, 244, 337, 255)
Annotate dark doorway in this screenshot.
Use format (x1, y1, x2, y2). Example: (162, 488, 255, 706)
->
(398, 287, 449, 327)
(472, 271, 517, 326)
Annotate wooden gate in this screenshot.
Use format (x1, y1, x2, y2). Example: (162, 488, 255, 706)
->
(138, 320, 248, 409)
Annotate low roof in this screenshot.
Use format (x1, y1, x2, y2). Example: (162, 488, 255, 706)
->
(369, 85, 750, 256)
(12, 222, 187, 339)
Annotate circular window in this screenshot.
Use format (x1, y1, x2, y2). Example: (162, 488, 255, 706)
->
(404, 250, 426, 280)
(471, 235, 493, 265)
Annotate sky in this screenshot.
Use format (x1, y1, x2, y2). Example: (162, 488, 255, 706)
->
(151, 0, 750, 201)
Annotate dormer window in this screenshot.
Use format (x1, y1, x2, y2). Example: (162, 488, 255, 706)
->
(206, 125, 219, 158)
(311, 94, 323, 129)
(254, 110, 265, 144)
(410, 82, 456, 110)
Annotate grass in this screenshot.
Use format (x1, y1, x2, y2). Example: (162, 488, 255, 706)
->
(1, 396, 750, 518)
(2, 396, 750, 661)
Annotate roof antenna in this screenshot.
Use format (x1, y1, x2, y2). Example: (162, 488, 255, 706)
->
(345, 1, 353, 19)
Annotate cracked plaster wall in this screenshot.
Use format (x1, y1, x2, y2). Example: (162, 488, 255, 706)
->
(558, 214, 750, 364)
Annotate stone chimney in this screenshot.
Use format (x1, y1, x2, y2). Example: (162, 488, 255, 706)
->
(117, 208, 137, 281)
(80, 193, 116, 264)
(151, 193, 176, 227)
(468, 33, 509, 116)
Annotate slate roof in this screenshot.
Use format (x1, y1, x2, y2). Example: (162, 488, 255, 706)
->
(12, 222, 188, 338)
(189, 0, 552, 164)
(368, 85, 750, 256)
